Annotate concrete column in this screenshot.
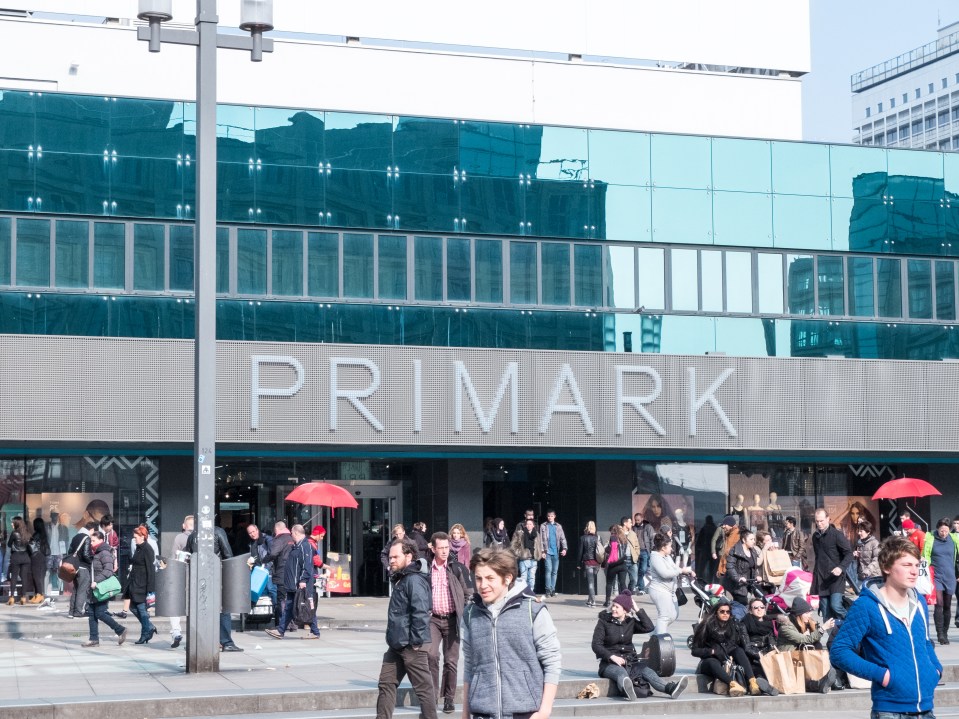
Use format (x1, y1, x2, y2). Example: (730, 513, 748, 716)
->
(158, 456, 194, 556)
(447, 460, 483, 549)
(594, 461, 634, 601)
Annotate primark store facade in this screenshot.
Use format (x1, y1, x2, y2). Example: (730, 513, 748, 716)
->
(2, 90, 959, 594)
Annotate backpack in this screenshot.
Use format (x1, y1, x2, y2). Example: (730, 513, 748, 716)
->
(608, 540, 620, 564)
(594, 535, 606, 563)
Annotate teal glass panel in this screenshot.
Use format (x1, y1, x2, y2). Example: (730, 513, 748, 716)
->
(757, 253, 784, 314)
(343, 232, 374, 298)
(587, 130, 650, 186)
(216, 226, 229, 293)
(847, 257, 874, 317)
(637, 247, 665, 309)
(0, 90, 36, 149)
(712, 191, 771, 247)
(394, 117, 457, 175)
(35, 94, 108, 153)
(725, 251, 752, 313)
(237, 228, 267, 295)
(325, 168, 390, 230)
(458, 121, 537, 179)
(525, 179, 589, 239)
(111, 98, 184, 160)
(169, 225, 194, 291)
(272, 229, 303, 296)
(0, 217, 10, 285)
(16, 218, 50, 287)
(877, 257, 902, 318)
(701, 250, 722, 311)
(711, 138, 770, 193)
(651, 188, 712, 244)
(816, 255, 844, 315)
(671, 248, 698, 311)
(379, 235, 408, 300)
(0, 150, 34, 212)
(460, 176, 523, 235)
(658, 315, 716, 354)
(786, 254, 813, 314)
(887, 200, 944, 255)
(413, 235, 441, 300)
(771, 141, 829, 196)
(216, 105, 255, 164)
(944, 153, 959, 198)
(446, 238, 471, 301)
(773, 195, 831, 250)
(887, 148, 943, 196)
(93, 222, 124, 290)
(113, 157, 182, 219)
(714, 316, 774, 356)
(536, 126, 587, 181)
(256, 164, 324, 226)
(829, 145, 886, 198)
(133, 223, 164, 291)
(37, 152, 109, 216)
(574, 244, 602, 307)
(475, 239, 503, 303)
(907, 258, 933, 319)
(325, 113, 393, 171)
(650, 134, 711, 189)
(604, 185, 651, 242)
(509, 241, 537, 304)
(541, 242, 570, 305)
(393, 172, 457, 234)
(255, 107, 324, 167)
(217, 161, 255, 223)
(936, 260, 955, 320)
(607, 246, 635, 308)
(307, 232, 338, 297)
(54, 220, 90, 287)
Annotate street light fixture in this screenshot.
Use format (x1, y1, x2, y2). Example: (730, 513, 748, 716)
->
(137, 0, 273, 673)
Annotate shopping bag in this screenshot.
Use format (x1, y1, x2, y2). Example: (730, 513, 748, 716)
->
(759, 648, 805, 694)
(91, 574, 122, 602)
(293, 586, 315, 625)
(792, 646, 831, 682)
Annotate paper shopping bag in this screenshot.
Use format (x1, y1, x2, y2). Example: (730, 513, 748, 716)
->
(792, 646, 831, 682)
(760, 648, 805, 694)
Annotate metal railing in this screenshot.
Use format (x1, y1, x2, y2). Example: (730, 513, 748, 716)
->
(852, 29, 959, 92)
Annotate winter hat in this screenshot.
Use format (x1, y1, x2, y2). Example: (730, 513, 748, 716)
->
(901, 519, 915, 530)
(790, 597, 813, 615)
(311, 525, 326, 537)
(612, 590, 634, 613)
(722, 515, 738, 527)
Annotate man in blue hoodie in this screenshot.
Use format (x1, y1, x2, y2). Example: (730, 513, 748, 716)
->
(831, 536, 941, 719)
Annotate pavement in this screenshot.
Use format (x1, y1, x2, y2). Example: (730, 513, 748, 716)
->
(0, 591, 957, 719)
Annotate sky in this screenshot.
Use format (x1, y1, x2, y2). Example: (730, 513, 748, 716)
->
(802, 0, 959, 143)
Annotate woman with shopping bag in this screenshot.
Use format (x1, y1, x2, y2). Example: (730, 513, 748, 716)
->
(776, 597, 836, 693)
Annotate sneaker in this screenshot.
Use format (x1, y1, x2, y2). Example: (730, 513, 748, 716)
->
(221, 643, 244, 652)
(171, 635, 182, 649)
(620, 675, 637, 701)
(442, 700, 455, 714)
(81, 640, 99, 648)
(301, 633, 319, 640)
(113, 610, 128, 619)
(265, 628, 284, 640)
(117, 628, 128, 645)
(667, 675, 688, 699)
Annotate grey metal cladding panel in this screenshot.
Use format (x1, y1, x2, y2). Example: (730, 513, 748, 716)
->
(803, 360, 865, 452)
(925, 363, 959, 447)
(863, 361, 928, 452)
(599, 354, 673, 449)
(671, 356, 742, 449)
(738, 357, 804, 451)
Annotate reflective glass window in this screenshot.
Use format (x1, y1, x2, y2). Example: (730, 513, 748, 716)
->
(93, 222, 124, 290)
(605, 185, 651, 242)
(0, 217, 10, 285)
(541, 242, 570, 305)
(308, 232, 339, 297)
(757, 253, 784, 314)
(817, 255, 844, 315)
(414, 235, 442, 301)
(510, 241, 537, 304)
(711, 138, 770, 193)
(457, 121, 535, 179)
(701, 250, 723, 311)
(650, 134, 711, 189)
(169, 225, 194, 291)
(55, 220, 88, 288)
(380, 235, 408, 300)
(773, 195, 831, 250)
(574, 244, 602, 307)
(907, 259, 933, 319)
(216, 105, 255, 164)
(237, 228, 267, 295)
(272, 230, 303, 296)
(216, 226, 229, 294)
(829, 145, 886, 198)
(651, 188, 712, 244)
(944, 153, 959, 197)
(887, 148, 944, 192)
(877, 257, 902, 318)
(535, 127, 588, 181)
(133, 223, 164, 291)
(607, 246, 635, 308)
(771, 142, 829, 196)
(638, 247, 665, 309)
(447, 238, 471, 301)
(255, 107, 324, 167)
(671, 248, 698, 311)
(587, 130, 650, 186)
(786, 254, 814, 314)
(725, 251, 752, 313)
(935, 260, 956, 320)
(713, 191, 771, 247)
(325, 113, 393, 171)
(847, 257, 874, 317)
(475, 239, 503, 303)
(343, 232, 374, 298)
(393, 117, 457, 175)
(16, 218, 50, 287)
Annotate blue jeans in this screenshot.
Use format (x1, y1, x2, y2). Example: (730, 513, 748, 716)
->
(871, 712, 935, 719)
(543, 553, 559, 593)
(220, 612, 235, 646)
(277, 589, 320, 637)
(600, 660, 668, 694)
(625, 557, 638, 591)
(820, 592, 847, 623)
(88, 599, 124, 642)
(637, 550, 650, 592)
(130, 600, 155, 641)
(519, 559, 537, 589)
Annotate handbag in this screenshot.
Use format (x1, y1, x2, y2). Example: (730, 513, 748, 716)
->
(91, 574, 121, 602)
(759, 647, 805, 694)
(594, 535, 606, 564)
(57, 557, 78, 582)
(675, 586, 688, 606)
(293, 585, 315, 625)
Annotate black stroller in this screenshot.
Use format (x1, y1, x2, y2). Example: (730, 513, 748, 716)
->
(685, 578, 727, 648)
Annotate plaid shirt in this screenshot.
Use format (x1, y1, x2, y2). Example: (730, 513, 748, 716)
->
(430, 559, 453, 616)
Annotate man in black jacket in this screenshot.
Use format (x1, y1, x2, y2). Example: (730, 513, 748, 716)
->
(252, 521, 295, 630)
(67, 522, 97, 618)
(265, 524, 320, 640)
(427, 531, 471, 713)
(811, 508, 852, 625)
(375, 538, 436, 719)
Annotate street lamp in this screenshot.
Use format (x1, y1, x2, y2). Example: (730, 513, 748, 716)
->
(137, 0, 273, 673)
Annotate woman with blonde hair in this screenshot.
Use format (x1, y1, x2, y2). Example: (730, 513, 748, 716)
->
(577, 520, 600, 607)
(449, 523, 472, 566)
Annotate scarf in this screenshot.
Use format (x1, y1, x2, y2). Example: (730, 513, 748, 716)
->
(450, 536, 471, 565)
(489, 527, 508, 545)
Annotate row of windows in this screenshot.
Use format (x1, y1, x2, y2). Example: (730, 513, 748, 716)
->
(864, 74, 959, 118)
(2, 216, 958, 324)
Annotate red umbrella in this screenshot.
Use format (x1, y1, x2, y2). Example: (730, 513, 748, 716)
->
(286, 482, 358, 516)
(871, 477, 941, 501)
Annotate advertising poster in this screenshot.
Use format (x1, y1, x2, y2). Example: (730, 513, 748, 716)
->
(25, 493, 113, 555)
(632, 493, 695, 535)
(325, 551, 352, 594)
(824, 496, 879, 547)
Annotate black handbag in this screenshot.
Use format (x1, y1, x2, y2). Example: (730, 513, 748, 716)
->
(293, 586, 315, 625)
(675, 586, 688, 606)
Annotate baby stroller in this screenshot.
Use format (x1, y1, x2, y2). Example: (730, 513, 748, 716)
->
(768, 568, 818, 614)
(686, 578, 727, 648)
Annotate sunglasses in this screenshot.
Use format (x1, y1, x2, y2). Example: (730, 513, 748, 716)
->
(717, 608, 731, 614)
(751, 606, 765, 610)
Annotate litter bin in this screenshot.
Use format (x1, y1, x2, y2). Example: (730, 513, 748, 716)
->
(221, 552, 251, 615)
(155, 558, 188, 617)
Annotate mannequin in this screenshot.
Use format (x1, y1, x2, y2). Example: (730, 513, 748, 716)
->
(672, 509, 694, 574)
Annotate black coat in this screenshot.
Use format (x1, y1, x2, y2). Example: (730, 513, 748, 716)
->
(123, 542, 156, 604)
(67, 532, 94, 568)
(723, 541, 759, 604)
(410, 529, 430, 560)
(811, 525, 852, 596)
(590, 608, 655, 672)
(385, 558, 431, 650)
(743, 612, 776, 654)
(260, 532, 295, 589)
(578, 533, 599, 565)
(691, 614, 750, 663)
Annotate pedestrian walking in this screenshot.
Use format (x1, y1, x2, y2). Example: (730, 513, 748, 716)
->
(633, 511, 654, 594)
(648, 531, 694, 634)
(922, 517, 959, 645)
(167, 514, 192, 648)
(124, 525, 157, 644)
(375, 538, 436, 719)
(538, 510, 567, 597)
(252, 521, 295, 631)
(854, 519, 880, 584)
(27, 518, 50, 603)
(831, 536, 941, 719)
(621, 516, 640, 592)
(82, 530, 127, 647)
(265, 524, 321, 640)
(6, 517, 30, 605)
(602, 524, 628, 608)
(723, 529, 759, 621)
(577, 521, 600, 607)
(510, 518, 543, 591)
(67, 522, 95, 618)
(427, 531, 471, 714)
(782, 516, 807, 569)
(484, 518, 508, 549)
(462, 547, 561, 719)
(185, 524, 243, 652)
(811, 508, 853, 624)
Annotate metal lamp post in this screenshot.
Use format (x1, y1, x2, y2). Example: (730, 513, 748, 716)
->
(136, 0, 273, 673)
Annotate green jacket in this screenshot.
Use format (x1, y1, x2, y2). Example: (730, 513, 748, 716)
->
(775, 616, 826, 652)
(922, 531, 959, 564)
